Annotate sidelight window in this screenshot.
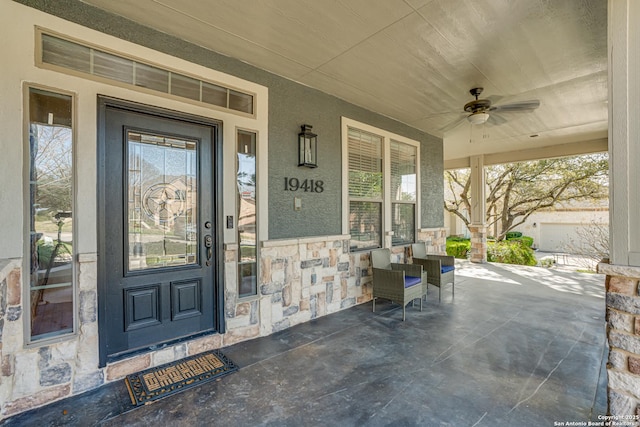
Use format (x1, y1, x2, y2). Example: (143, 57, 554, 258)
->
(26, 86, 75, 341)
(237, 130, 258, 298)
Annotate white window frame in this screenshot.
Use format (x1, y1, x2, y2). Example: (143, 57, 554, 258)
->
(341, 117, 421, 250)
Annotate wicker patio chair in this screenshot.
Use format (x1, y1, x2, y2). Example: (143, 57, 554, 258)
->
(370, 248, 425, 321)
(411, 242, 455, 301)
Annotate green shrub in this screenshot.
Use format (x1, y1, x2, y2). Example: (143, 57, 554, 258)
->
(539, 256, 555, 268)
(446, 236, 469, 242)
(487, 240, 537, 266)
(509, 235, 534, 248)
(505, 231, 523, 239)
(446, 239, 470, 259)
(37, 239, 54, 267)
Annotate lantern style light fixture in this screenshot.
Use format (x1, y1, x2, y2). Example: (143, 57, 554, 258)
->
(298, 124, 318, 168)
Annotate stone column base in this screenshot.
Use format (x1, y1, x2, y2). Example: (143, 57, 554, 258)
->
(468, 224, 487, 264)
(598, 261, 640, 416)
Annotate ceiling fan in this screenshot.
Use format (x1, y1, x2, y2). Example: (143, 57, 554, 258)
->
(443, 87, 540, 131)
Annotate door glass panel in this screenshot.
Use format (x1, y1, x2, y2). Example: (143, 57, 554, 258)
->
(127, 131, 198, 271)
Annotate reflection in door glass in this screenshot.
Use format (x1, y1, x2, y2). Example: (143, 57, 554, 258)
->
(128, 131, 198, 271)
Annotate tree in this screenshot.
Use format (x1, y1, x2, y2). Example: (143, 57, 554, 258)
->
(444, 154, 609, 240)
(563, 221, 609, 271)
(32, 125, 73, 214)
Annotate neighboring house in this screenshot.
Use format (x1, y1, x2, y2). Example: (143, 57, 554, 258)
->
(444, 199, 609, 253)
(516, 202, 609, 253)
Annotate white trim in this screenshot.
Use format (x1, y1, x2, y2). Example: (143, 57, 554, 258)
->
(444, 138, 608, 170)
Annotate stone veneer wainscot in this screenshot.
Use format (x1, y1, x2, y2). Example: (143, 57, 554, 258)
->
(599, 262, 640, 416)
(0, 229, 448, 418)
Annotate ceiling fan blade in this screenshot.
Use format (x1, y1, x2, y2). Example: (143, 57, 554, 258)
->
(488, 113, 508, 126)
(490, 100, 540, 112)
(486, 94, 504, 105)
(439, 114, 467, 133)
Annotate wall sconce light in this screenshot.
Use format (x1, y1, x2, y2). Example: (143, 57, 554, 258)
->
(298, 124, 317, 168)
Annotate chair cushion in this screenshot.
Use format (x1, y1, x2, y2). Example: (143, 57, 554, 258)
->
(404, 276, 421, 288)
(441, 265, 455, 274)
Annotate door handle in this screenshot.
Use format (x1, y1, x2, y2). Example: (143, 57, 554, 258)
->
(204, 235, 212, 265)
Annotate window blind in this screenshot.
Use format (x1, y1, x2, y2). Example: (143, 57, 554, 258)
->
(348, 128, 383, 199)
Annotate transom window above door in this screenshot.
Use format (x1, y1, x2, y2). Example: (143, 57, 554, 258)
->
(36, 29, 255, 116)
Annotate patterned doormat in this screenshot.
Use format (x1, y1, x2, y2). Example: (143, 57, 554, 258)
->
(124, 349, 239, 406)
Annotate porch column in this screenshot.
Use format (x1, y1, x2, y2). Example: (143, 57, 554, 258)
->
(600, 0, 640, 415)
(468, 155, 487, 263)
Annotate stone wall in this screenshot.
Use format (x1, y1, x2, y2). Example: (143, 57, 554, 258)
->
(253, 235, 371, 336)
(0, 255, 103, 417)
(417, 228, 447, 255)
(0, 230, 448, 418)
(0, 235, 373, 418)
(599, 262, 640, 415)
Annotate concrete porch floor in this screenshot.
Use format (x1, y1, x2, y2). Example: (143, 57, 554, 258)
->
(2, 260, 607, 426)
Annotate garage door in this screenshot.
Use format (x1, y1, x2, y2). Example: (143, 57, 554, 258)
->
(538, 223, 588, 252)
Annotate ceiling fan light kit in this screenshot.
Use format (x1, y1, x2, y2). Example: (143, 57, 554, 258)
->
(467, 111, 490, 125)
(442, 87, 541, 133)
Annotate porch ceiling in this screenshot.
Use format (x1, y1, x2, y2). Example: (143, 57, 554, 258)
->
(78, 0, 608, 163)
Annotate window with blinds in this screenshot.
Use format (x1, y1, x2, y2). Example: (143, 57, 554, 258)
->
(348, 128, 383, 250)
(344, 119, 420, 251)
(390, 140, 416, 245)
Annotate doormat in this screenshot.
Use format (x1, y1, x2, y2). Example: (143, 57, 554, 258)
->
(124, 349, 238, 406)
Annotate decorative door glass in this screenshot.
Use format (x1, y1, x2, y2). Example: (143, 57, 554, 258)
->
(127, 131, 198, 271)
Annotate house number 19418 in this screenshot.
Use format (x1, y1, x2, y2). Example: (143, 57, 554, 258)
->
(284, 177, 324, 193)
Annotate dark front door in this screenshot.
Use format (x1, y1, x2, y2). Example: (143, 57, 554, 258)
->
(98, 98, 223, 365)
